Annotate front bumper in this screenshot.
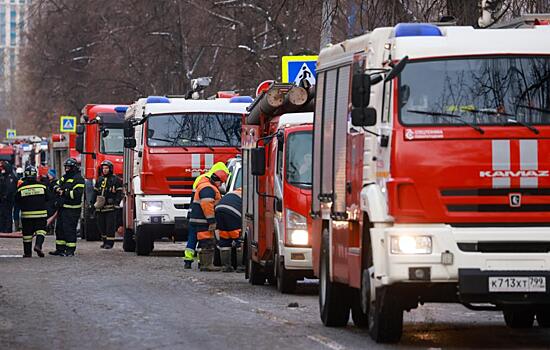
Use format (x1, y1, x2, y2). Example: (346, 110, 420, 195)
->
(135, 194, 190, 227)
(282, 246, 313, 271)
(370, 224, 550, 287)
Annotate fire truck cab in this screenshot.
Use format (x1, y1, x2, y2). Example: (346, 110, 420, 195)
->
(76, 104, 126, 241)
(122, 95, 248, 256)
(312, 18, 550, 342)
(243, 83, 314, 293)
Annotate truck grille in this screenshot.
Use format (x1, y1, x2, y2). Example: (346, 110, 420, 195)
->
(458, 242, 550, 253)
(166, 176, 195, 191)
(441, 188, 550, 213)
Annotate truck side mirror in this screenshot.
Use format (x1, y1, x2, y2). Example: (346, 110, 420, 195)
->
(384, 56, 409, 82)
(124, 138, 137, 149)
(251, 147, 266, 176)
(351, 73, 371, 108)
(351, 107, 377, 127)
(123, 120, 135, 138)
(75, 134, 84, 153)
(76, 125, 85, 135)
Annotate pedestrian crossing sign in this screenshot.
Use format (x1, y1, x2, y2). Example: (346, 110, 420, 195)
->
(282, 55, 318, 85)
(6, 129, 16, 139)
(60, 116, 77, 133)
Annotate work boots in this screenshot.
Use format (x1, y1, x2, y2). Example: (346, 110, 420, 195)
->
(23, 242, 32, 258)
(34, 235, 45, 258)
(219, 248, 234, 273)
(235, 247, 245, 273)
(198, 249, 220, 272)
(49, 242, 66, 256)
(100, 236, 106, 249)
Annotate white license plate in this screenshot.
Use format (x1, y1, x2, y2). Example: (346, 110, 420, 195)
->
(488, 276, 546, 292)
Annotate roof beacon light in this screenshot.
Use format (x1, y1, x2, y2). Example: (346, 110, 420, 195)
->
(146, 96, 170, 104)
(114, 106, 128, 113)
(230, 96, 254, 104)
(395, 23, 442, 37)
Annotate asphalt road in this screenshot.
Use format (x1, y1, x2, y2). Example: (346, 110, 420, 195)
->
(1, 237, 550, 350)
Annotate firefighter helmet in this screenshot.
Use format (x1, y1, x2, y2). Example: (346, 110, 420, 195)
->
(24, 165, 38, 179)
(100, 160, 114, 174)
(64, 157, 78, 168)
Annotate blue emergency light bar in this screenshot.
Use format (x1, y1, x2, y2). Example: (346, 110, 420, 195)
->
(146, 96, 170, 104)
(395, 23, 442, 37)
(229, 96, 254, 104)
(114, 106, 128, 113)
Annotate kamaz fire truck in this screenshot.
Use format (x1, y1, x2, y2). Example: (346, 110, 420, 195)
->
(122, 94, 249, 256)
(311, 17, 550, 342)
(243, 83, 314, 293)
(75, 104, 126, 241)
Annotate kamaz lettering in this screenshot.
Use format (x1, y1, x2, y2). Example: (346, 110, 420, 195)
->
(480, 170, 549, 178)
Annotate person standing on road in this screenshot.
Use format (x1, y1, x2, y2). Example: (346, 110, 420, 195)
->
(183, 162, 229, 269)
(49, 158, 84, 257)
(215, 188, 244, 272)
(189, 169, 227, 271)
(15, 166, 48, 258)
(93, 160, 123, 249)
(0, 161, 17, 232)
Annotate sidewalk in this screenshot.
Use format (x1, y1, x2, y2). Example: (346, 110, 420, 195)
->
(0, 231, 22, 238)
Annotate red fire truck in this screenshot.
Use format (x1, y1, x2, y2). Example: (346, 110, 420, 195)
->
(122, 94, 250, 255)
(76, 104, 127, 241)
(243, 83, 314, 293)
(311, 19, 550, 342)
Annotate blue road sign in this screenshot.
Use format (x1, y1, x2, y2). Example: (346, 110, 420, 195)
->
(282, 55, 318, 85)
(60, 116, 77, 133)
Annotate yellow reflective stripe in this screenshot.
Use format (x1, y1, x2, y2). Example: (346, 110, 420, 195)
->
(105, 237, 115, 241)
(66, 179, 74, 183)
(22, 235, 33, 242)
(63, 204, 82, 209)
(21, 211, 48, 218)
(56, 240, 66, 245)
(73, 184, 85, 189)
(35, 230, 47, 236)
(66, 242, 77, 248)
(22, 210, 47, 215)
(18, 184, 46, 192)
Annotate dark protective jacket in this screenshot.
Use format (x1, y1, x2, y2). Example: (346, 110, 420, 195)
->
(215, 189, 242, 239)
(189, 180, 221, 239)
(15, 179, 48, 219)
(55, 170, 85, 210)
(93, 174, 123, 212)
(0, 170, 17, 203)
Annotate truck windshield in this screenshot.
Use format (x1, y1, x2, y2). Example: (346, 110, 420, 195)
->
(400, 56, 550, 126)
(286, 131, 312, 187)
(100, 128, 124, 155)
(147, 113, 241, 147)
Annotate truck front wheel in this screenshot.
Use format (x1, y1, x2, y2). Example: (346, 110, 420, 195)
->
(135, 226, 152, 256)
(319, 228, 350, 327)
(276, 252, 297, 294)
(503, 308, 535, 328)
(368, 287, 404, 343)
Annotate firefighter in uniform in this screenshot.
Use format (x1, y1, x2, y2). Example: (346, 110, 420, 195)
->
(49, 158, 85, 256)
(188, 169, 227, 271)
(183, 162, 229, 269)
(15, 166, 48, 258)
(94, 160, 123, 249)
(215, 188, 244, 272)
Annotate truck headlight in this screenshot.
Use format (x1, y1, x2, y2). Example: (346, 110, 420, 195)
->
(142, 201, 163, 212)
(390, 235, 432, 254)
(286, 209, 308, 246)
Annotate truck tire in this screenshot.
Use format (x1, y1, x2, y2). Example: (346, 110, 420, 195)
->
(276, 250, 297, 294)
(123, 229, 136, 252)
(319, 228, 350, 327)
(247, 237, 265, 285)
(351, 281, 369, 329)
(536, 307, 550, 327)
(368, 287, 403, 343)
(504, 308, 535, 328)
(135, 226, 152, 256)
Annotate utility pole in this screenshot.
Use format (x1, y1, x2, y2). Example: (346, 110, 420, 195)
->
(320, 0, 334, 49)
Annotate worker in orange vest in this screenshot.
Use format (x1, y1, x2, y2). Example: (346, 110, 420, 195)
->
(188, 169, 227, 271)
